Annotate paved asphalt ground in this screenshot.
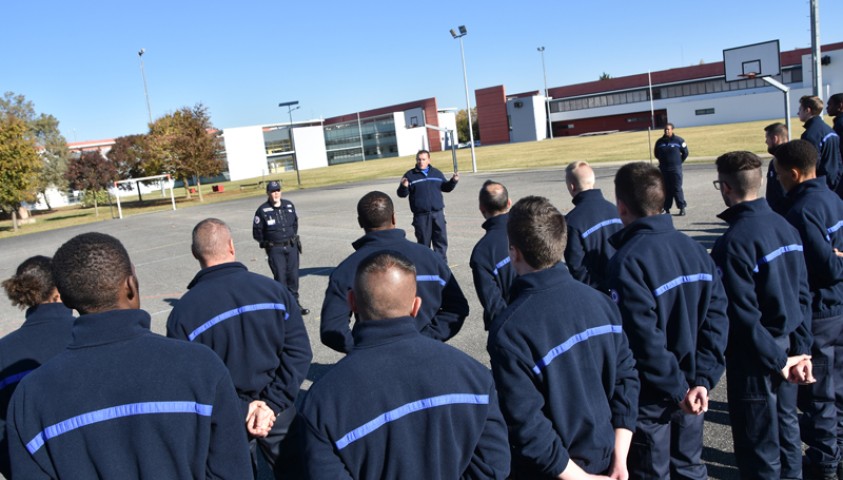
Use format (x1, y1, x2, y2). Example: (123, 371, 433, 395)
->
(0, 159, 753, 478)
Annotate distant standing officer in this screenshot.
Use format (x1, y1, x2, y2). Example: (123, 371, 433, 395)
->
(654, 123, 689, 215)
(799, 95, 842, 196)
(253, 180, 309, 315)
(397, 149, 459, 262)
(563, 160, 623, 290)
(763, 122, 790, 215)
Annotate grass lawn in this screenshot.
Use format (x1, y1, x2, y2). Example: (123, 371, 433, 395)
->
(0, 116, 814, 239)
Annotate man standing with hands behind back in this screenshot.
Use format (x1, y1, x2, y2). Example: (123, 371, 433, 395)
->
(397, 149, 459, 262)
(655, 123, 689, 216)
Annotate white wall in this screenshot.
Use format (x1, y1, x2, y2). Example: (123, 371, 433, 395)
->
(394, 112, 429, 156)
(292, 126, 328, 170)
(508, 95, 547, 143)
(222, 126, 270, 181)
(437, 111, 458, 150)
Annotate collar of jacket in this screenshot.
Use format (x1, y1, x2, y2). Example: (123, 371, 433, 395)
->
(187, 261, 248, 289)
(351, 316, 419, 349)
(787, 176, 829, 200)
(351, 228, 408, 251)
(572, 188, 605, 206)
(509, 262, 573, 299)
(23, 302, 74, 327)
(717, 198, 771, 225)
(609, 213, 675, 249)
(481, 213, 508, 232)
(803, 116, 822, 129)
(69, 309, 152, 349)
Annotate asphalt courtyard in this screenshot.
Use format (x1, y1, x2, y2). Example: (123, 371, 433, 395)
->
(1, 159, 757, 478)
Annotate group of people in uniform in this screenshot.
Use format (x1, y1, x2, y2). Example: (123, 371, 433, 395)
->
(0, 94, 842, 479)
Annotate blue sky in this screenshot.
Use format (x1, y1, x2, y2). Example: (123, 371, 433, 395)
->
(2, 1, 840, 142)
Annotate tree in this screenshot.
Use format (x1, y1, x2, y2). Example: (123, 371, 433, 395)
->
(65, 150, 117, 217)
(599, 72, 613, 81)
(147, 104, 223, 202)
(108, 134, 152, 202)
(0, 115, 40, 231)
(1, 92, 69, 210)
(455, 107, 479, 144)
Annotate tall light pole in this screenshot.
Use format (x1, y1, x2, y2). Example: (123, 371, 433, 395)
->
(450, 25, 477, 173)
(279, 100, 302, 187)
(138, 49, 152, 124)
(537, 46, 553, 140)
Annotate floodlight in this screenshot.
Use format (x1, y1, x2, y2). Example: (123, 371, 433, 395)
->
(278, 100, 300, 108)
(458, 25, 467, 35)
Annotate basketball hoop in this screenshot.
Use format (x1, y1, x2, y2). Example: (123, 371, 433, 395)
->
(738, 73, 758, 79)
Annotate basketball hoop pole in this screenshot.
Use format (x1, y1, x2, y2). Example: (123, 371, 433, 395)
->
(760, 76, 792, 140)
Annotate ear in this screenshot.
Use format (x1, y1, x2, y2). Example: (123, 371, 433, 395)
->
(390, 213, 397, 227)
(616, 198, 628, 218)
(506, 198, 512, 209)
(347, 289, 356, 313)
(409, 296, 422, 318)
(125, 274, 140, 309)
(228, 238, 236, 257)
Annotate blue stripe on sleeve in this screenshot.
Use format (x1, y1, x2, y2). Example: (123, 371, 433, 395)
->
(492, 257, 511, 276)
(417, 275, 447, 287)
(532, 325, 623, 375)
(0, 370, 33, 390)
(334, 393, 489, 451)
(410, 178, 444, 185)
(827, 220, 843, 236)
(188, 303, 289, 341)
(752, 244, 804, 273)
(26, 401, 213, 455)
(581, 218, 623, 239)
(653, 273, 713, 297)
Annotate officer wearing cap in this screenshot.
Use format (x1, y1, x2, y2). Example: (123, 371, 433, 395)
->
(253, 181, 309, 315)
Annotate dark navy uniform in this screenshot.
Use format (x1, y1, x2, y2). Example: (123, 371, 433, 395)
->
(167, 261, 312, 474)
(397, 165, 458, 261)
(607, 214, 728, 480)
(563, 189, 622, 290)
(0, 303, 74, 478)
(320, 229, 469, 353)
(7, 309, 251, 479)
(488, 263, 639, 478)
(834, 115, 843, 139)
(766, 159, 789, 216)
(299, 317, 510, 479)
(711, 198, 812, 479)
(654, 133, 689, 212)
(469, 213, 515, 330)
(802, 116, 843, 195)
(253, 197, 301, 300)
(783, 177, 843, 475)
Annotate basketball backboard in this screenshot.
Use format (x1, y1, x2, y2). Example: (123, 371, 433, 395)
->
(723, 40, 781, 82)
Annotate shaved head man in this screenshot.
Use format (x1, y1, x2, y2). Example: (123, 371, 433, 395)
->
(300, 251, 509, 479)
(563, 161, 622, 290)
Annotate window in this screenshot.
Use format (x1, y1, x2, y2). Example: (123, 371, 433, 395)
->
(695, 108, 715, 115)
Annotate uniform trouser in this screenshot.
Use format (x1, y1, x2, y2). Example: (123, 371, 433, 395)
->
(412, 210, 448, 262)
(251, 407, 298, 479)
(800, 314, 843, 472)
(628, 400, 707, 480)
(267, 245, 299, 299)
(660, 167, 687, 211)
(726, 354, 801, 480)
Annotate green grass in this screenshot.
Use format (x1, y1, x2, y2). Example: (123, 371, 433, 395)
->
(0, 116, 821, 239)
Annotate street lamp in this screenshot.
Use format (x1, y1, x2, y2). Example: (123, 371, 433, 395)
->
(138, 48, 153, 124)
(278, 100, 302, 187)
(537, 46, 554, 140)
(449, 25, 477, 173)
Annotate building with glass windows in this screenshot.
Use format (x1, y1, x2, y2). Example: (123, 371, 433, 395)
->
(478, 41, 843, 143)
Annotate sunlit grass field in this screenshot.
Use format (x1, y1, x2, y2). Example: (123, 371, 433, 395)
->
(0, 116, 815, 239)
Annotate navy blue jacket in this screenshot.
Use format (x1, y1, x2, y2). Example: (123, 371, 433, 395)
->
(654, 134, 689, 171)
(320, 229, 469, 353)
(710, 199, 812, 372)
(0, 303, 74, 478)
(488, 263, 638, 477)
(607, 214, 729, 404)
(253, 199, 299, 245)
(300, 317, 510, 479)
(469, 213, 515, 330)
(397, 165, 457, 213)
(766, 159, 789, 216)
(167, 262, 312, 415)
(7, 309, 251, 479)
(564, 189, 622, 290)
(802, 116, 843, 192)
(784, 178, 843, 318)
(834, 115, 843, 139)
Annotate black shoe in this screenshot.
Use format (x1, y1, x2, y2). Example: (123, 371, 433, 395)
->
(678, 208, 686, 216)
(299, 305, 310, 315)
(802, 457, 838, 480)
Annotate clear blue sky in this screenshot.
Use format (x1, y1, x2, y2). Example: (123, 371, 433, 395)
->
(2, 0, 840, 142)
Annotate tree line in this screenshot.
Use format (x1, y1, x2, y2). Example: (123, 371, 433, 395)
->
(0, 92, 224, 231)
